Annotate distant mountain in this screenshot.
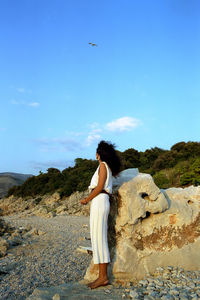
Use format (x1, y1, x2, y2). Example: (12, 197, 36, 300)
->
(0, 172, 33, 199)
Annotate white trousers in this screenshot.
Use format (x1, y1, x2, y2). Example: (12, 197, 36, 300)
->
(90, 193, 110, 264)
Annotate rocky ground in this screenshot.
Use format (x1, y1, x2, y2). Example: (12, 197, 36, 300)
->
(0, 214, 91, 299)
(0, 214, 199, 300)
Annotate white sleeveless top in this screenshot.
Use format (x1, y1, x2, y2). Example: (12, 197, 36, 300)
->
(88, 161, 113, 194)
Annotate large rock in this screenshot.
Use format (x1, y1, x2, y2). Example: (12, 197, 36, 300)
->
(60, 191, 90, 216)
(116, 173, 169, 228)
(43, 192, 61, 207)
(0, 195, 37, 216)
(112, 168, 139, 190)
(0, 217, 34, 257)
(0, 190, 90, 217)
(26, 282, 123, 300)
(85, 170, 200, 283)
(0, 237, 9, 257)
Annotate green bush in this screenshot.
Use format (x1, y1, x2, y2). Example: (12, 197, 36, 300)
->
(180, 172, 196, 186)
(6, 141, 200, 198)
(191, 158, 200, 173)
(174, 161, 190, 175)
(153, 172, 170, 189)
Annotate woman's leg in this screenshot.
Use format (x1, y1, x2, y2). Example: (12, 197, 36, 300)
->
(87, 195, 110, 288)
(89, 263, 109, 289)
(99, 262, 108, 280)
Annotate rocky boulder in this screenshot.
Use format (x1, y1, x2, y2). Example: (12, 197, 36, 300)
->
(85, 170, 200, 283)
(112, 168, 139, 190)
(0, 190, 90, 218)
(0, 218, 34, 257)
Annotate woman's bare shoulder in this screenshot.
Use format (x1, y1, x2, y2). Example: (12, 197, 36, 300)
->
(98, 162, 107, 174)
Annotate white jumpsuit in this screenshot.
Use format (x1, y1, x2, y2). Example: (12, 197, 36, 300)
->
(89, 161, 112, 264)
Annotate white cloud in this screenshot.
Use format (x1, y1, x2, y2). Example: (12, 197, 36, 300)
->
(11, 99, 40, 108)
(105, 117, 140, 132)
(16, 87, 32, 93)
(17, 88, 25, 93)
(65, 130, 83, 137)
(86, 132, 101, 146)
(28, 102, 40, 107)
(89, 122, 100, 130)
(86, 126, 102, 146)
(85, 116, 141, 145)
(35, 137, 82, 152)
(30, 160, 74, 172)
(34, 115, 141, 153)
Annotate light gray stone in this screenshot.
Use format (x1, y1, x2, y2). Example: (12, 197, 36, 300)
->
(169, 288, 179, 295)
(129, 289, 139, 299)
(113, 168, 139, 189)
(52, 294, 60, 300)
(0, 237, 9, 257)
(26, 282, 123, 300)
(85, 170, 200, 283)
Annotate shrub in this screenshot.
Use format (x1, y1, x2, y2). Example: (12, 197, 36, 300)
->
(153, 172, 170, 189)
(6, 141, 200, 198)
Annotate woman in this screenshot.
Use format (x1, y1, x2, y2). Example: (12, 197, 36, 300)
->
(80, 140, 121, 289)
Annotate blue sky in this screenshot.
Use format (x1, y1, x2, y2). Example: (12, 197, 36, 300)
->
(1, 0, 200, 175)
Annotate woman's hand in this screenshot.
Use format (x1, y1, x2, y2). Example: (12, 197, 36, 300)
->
(80, 198, 89, 205)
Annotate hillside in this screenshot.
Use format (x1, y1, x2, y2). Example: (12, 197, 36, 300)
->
(0, 172, 32, 198)
(5, 141, 200, 199)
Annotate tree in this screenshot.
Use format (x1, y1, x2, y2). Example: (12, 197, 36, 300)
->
(153, 172, 170, 189)
(120, 148, 141, 169)
(140, 147, 166, 171)
(171, 142, 186, 152)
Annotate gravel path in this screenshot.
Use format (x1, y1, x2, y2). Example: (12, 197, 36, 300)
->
(0, 215, 92, 300)
(1, 215, 200, 300)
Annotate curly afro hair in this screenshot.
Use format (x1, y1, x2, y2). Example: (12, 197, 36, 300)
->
(96, 140, 121, 177)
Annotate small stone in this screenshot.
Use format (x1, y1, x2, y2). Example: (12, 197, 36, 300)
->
(155, 280, 164, 287)
(25, 224, 32, 231)
(11, 229, 20, 237)
(29, 228, 38, 235)
(147, 285, 155, 291)
(161, 295, 174, 300)
(156, 267, 164, 272)
(179, 294, 189, 300)
(47, 211, 56, 218)
(130, 289, 139, 299)
(38, 230, 46, 236)
(144, 296, 154, 300)
(139, 279, 148, 286)
(0, 237, 9, 247)
(148, 291, 160, 297)
(146, 278, 154, 283)
(169, 288, 179, 296)
(122, 293, 126, 299)
(52, 294, 60, 300)
(8, 236, 22, 246)
(178, 268, 184, 273)
(76, 246, 92, 254)
(188, 282, 196, 289)
(104, 289, 111, 294)
(0, 245, 8, 257)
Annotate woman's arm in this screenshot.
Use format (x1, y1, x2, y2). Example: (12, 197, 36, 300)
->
(80, 162, 107, 205)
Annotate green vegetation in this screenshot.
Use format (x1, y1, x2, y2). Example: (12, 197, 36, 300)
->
(7, 141, 200, 198)
(7, 159, 98, 198)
